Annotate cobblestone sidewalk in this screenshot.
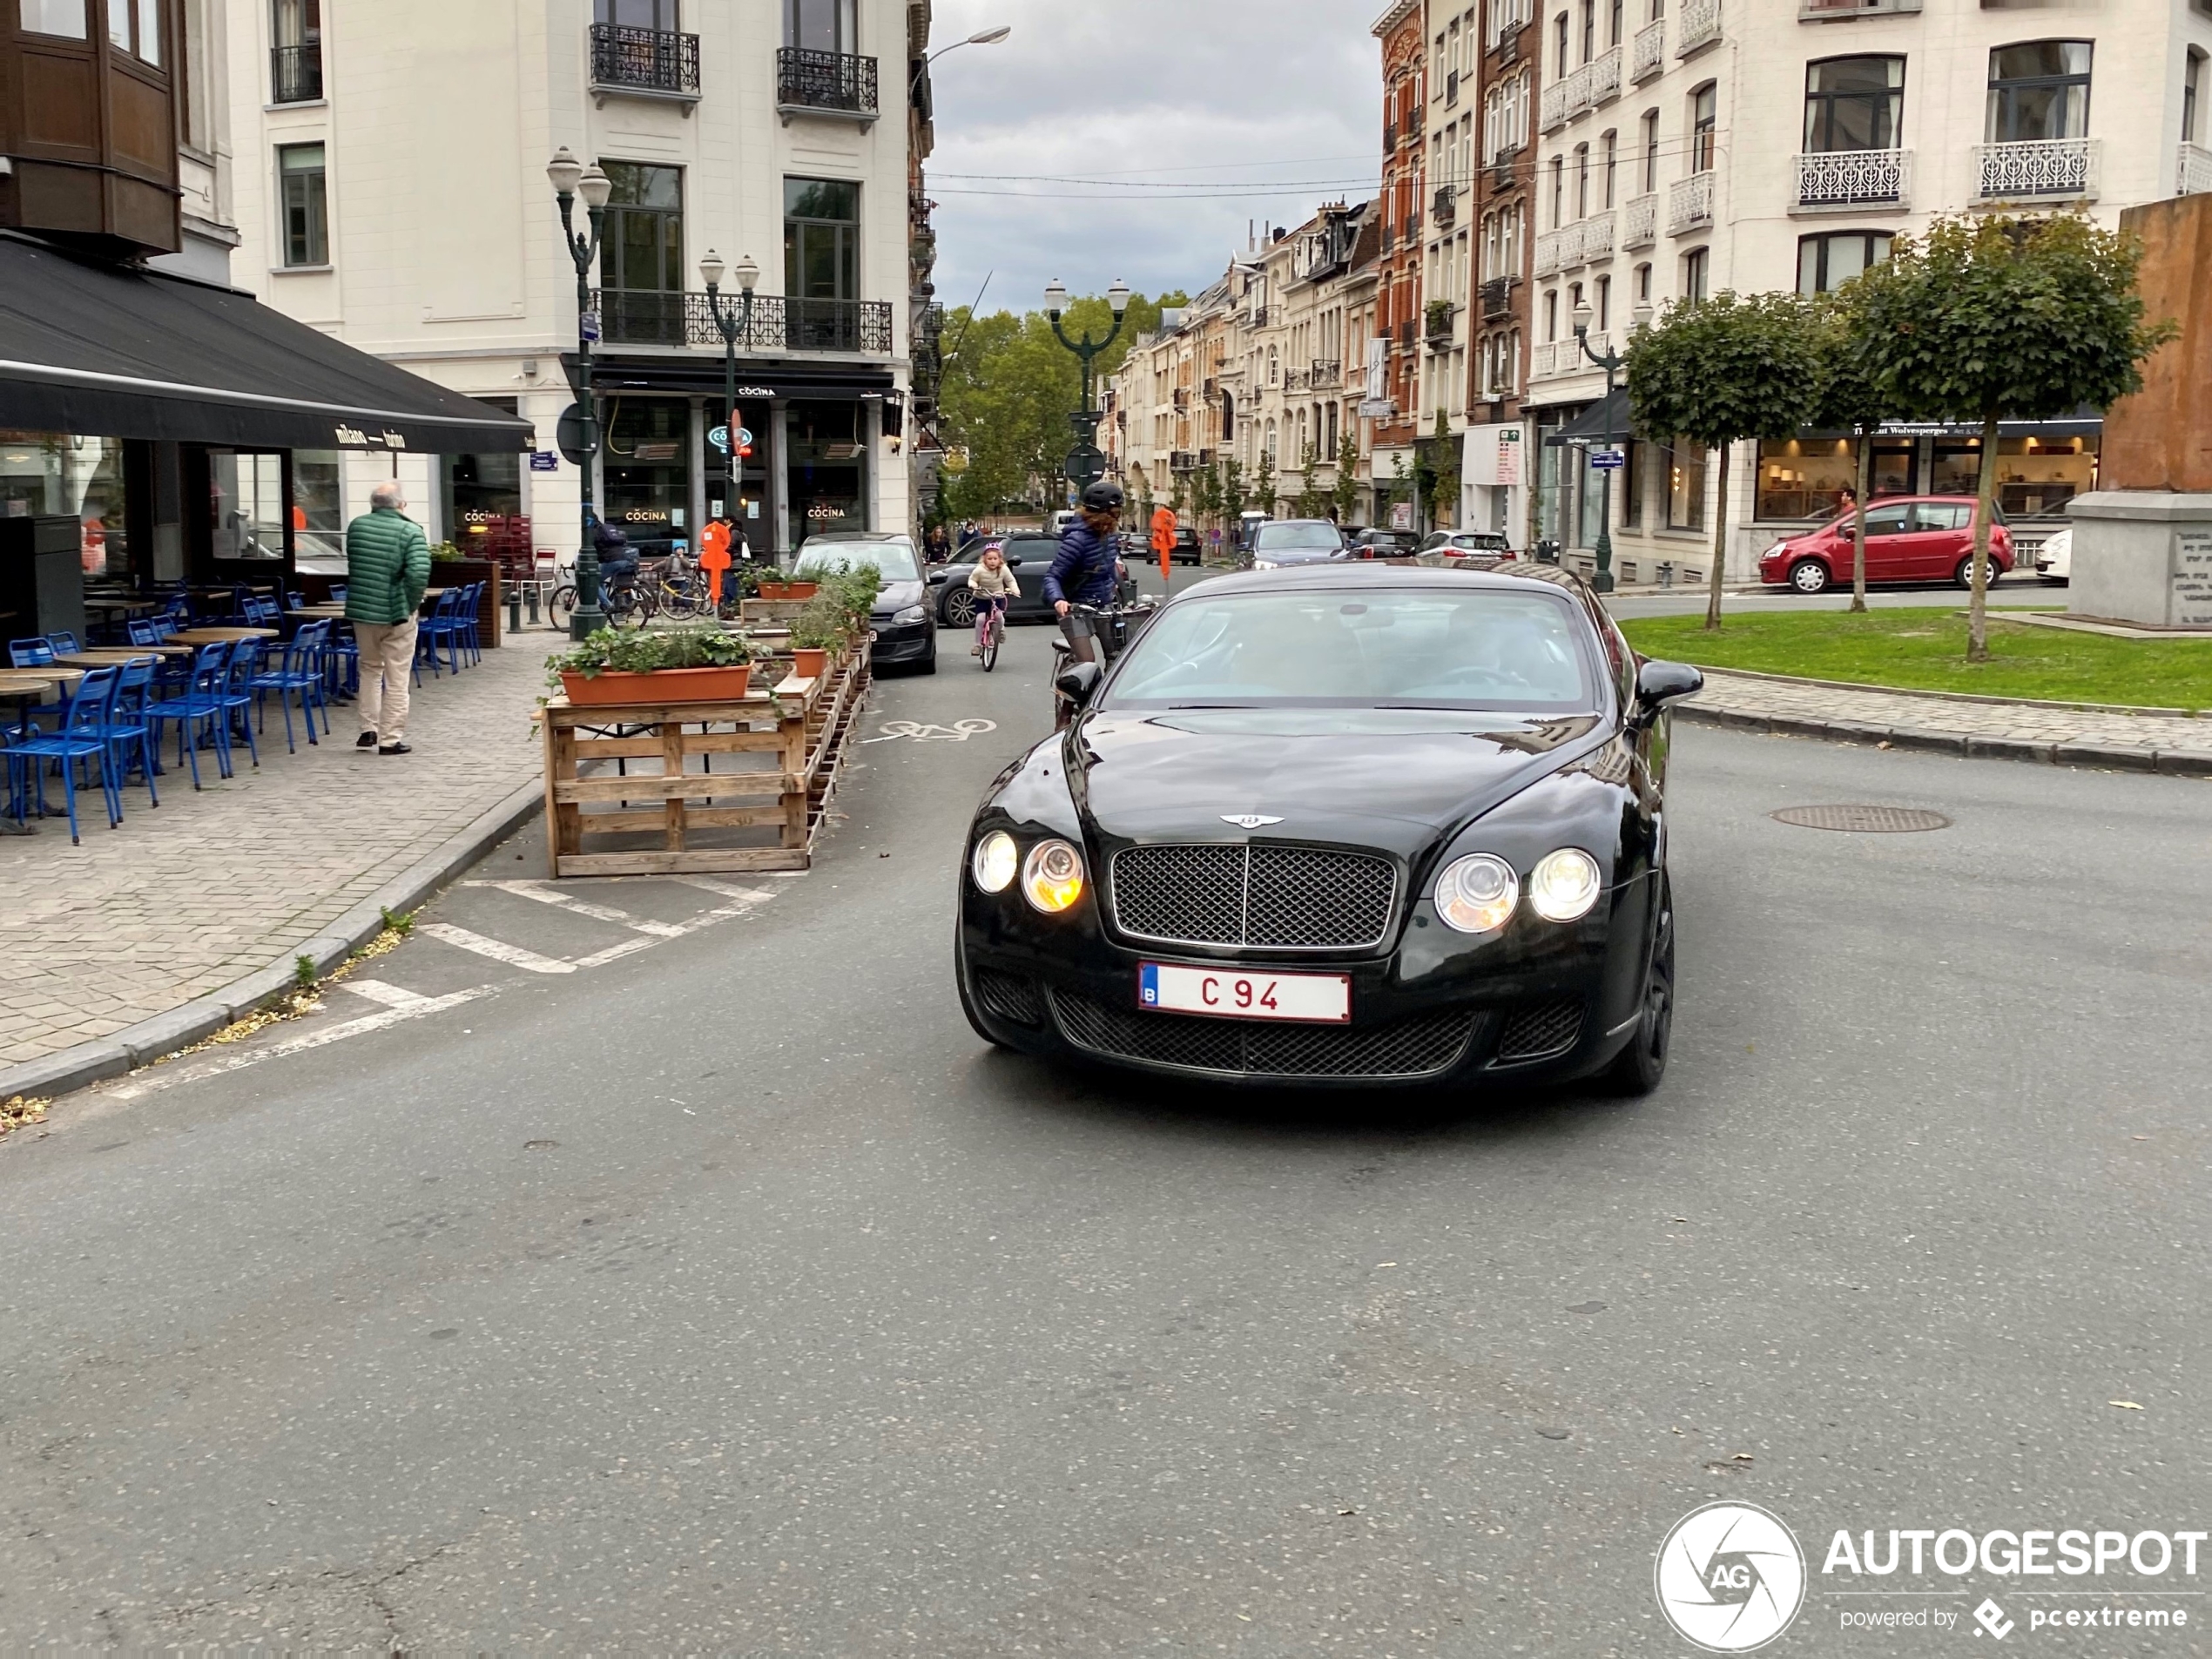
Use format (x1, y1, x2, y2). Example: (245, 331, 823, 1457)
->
(1683, 668, 2212, 776)
(1, 641, 546, 1073)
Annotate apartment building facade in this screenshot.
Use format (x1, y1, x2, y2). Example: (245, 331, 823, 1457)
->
(1371, 0, 1429, 518)
(1523, 0, 2212, 583)
(1467, 0, 1536, 537)
(226, 0, 925, 563)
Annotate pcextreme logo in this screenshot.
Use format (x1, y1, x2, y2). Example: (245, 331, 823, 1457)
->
(1655, 1502, 1809, 1651)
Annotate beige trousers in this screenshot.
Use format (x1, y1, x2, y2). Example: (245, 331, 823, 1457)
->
(354, 619, 417, 743)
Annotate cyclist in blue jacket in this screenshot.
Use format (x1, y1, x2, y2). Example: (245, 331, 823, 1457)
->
(1043, 480, 1126, 664)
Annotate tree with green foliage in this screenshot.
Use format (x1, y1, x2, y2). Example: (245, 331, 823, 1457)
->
(934, 289, 1184, 522)
(1222, 458, 1247, 530)
(1193, 461, 1221, 528)
(1332, 429, 1362, 523)
(1254, 451, 1277, 521)
(1425, 411, 1462, 528)
(1294, 444, 1328, 518)
(1626, 290, 1824, 630)
(1809, 286, 1890, 613)
(1850, 214, 2172, 660)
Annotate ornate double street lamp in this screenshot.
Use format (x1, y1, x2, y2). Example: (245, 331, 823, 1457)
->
(548, 146, 615, 640)
(698, 248, 760, 533)
(1570, 295, 1652, 595)
(1043, 277, 1131, 496)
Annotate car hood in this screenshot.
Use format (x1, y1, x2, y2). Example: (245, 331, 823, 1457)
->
(1068, 706, 1608, 863)
(871, 578, 926, 616)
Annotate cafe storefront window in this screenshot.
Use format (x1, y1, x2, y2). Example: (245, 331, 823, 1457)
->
(292, 448, 344, 571)
(439, 397, 525, 556)
(1667, 443, 1707, 533)
(602, 396, 690, 553)
(787, 398, 867, 548)
(0, 432, 132, 578)
(209, 450, 287, 560)
(1756, 434, 1925, 521)
(1931, 433, 2098, 516)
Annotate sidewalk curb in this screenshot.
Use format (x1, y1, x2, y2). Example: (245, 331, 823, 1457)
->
(0, 780, 543, 1106)
(1677, 704, 2212, 778)
(1694, 664, 2204, 720)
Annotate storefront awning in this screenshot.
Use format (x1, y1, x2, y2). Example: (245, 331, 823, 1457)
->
(1541, 387, 1631, 447)
(572, 353, 899, 401)
(0, 233, 533, 454)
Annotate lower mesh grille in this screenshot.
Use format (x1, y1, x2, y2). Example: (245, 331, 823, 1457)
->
(973, 967, 1045, 1027)
(1494, 997, 1585, 1062)
(1048, 990, 1476, 1080)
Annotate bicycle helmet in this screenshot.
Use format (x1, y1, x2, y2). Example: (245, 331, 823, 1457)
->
(1082, 480, 1126, 514)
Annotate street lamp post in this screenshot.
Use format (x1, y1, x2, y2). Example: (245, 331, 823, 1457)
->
(913, 24, 1012, 97)
(1043, 277, 1131, 496)
(1570, 296, 1652, 595)
(698, 247, 759, 539)
(549, 146, 616, 640)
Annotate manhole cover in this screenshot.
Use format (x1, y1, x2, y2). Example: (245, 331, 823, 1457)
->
(1770, 804, 1952, 833)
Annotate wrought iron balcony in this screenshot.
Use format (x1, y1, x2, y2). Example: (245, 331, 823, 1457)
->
(1433, 184, 1459, 228)
(777, 48, 879, 119)
(1669, 170, 1715, 233)
(1630, 18, 1665, 81)
(1676, 0, 1721, 56)
(1794, 148, 1911, 211)
(1622, 192, 1657, 248)
(1310, 357, 1344, 388)
(1426, 301, 1457, 349)
(271, 44, 322, 104)
(591, 290, 894, 354)
(1170, 450, 1201, 473)
(591, 24, 700, 97)
(1974, 138, 2100, 202)
(1480, 276, 1514, 320)
(2181, 142, 2212, 197)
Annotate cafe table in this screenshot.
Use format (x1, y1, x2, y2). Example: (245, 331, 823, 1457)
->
(168, 626, 280, 645)
(54, 646, 191, 665)
(0, 666, 84, 837)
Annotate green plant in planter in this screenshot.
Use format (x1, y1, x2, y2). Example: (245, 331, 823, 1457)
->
(795, 562, 881, 628)
(786, 595, 850, 653)
(428, 541, 467, 563)
(547, 625, 753, 689)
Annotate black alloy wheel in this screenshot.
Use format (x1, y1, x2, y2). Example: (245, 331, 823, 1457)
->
(942, 586, 978, 628)
(1603, 873, 1674, 1097)
(1789, 559, 1831, 595)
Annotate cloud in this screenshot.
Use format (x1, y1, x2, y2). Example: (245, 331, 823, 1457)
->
(924, 0, 1384, 314)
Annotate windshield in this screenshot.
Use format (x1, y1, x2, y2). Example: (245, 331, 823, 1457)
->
(799, 540, 921, 581)
(1252, 523, 1344, 552)
(1104, 589, 1598, 712)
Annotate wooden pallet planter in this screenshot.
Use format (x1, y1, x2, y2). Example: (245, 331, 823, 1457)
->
(539, 637, 870, 879)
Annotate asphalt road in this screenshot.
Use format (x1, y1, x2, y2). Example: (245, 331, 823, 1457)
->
(3, 608, 2208, 1655)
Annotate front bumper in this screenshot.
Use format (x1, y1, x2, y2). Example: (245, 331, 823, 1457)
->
(870, 618, 935, 665)
(958, 878, 1652, 1090)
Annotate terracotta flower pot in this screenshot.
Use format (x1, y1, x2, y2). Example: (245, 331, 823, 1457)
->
(558, 664, 754, 706)
(757, 581, 819, 602)
(792, 647, 829, 680)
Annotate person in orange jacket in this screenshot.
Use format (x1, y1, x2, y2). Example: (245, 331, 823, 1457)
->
(1150, 502, 1177, 588)
(700, 517, 734, 610)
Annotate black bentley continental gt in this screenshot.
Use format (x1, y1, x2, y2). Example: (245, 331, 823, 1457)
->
(954, 563, 1704, 1094)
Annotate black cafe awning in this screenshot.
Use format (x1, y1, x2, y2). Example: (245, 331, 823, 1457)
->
(1542, 387, 1632, 447)
(574, 352, 898, 401)
(0, 233, 533, 454)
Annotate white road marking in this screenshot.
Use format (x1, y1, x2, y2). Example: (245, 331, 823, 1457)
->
(462, 880, 688, 937)
(572, 936, 658, 968)
(341, 978, 432, 1008)
(671, 876, 781, 903)
(871, 719, 997, 743)
(418, 923, 578, 975)
(105, 986, 495, 1101)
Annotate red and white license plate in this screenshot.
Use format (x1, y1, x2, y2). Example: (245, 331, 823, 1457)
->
(1138, 962, 1351, 1024)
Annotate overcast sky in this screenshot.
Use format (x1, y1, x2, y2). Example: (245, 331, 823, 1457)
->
(924, 0, 1385, 317)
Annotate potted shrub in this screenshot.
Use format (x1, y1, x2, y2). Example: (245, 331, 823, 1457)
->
(757, 563, 819, 601)
(549, 625, 757, 706)
(786, 596, 848, 681)
(802, 562, 881, 631)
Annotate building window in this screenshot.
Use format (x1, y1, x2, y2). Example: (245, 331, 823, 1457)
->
(1689, 84, 1716, 172)
(1986, 41, 2092, 143)
(1602, 129, 1617, 206)
(1595, 273, 1611, 331)
(1668, 444, 1706, 530)
(600, 0, 679, 23)
(1581, 0, 1595, 60)
(785, 176, 860, 340)
(271, 0, 321, 104)
(1554, 10, 1568, 73)
(1804, 57, 1904, 153)
(1635, 260, 1652, 301)
(19, 0, 88, 38)
(1622, 440, 1643, 528)
(1575, 143, 1589, 218)
(1544, 288, 1559, 340)
(105, 0, 160, 62)
(597, 161, 685, 341)
(1797, 230, 1892, 294)
(1640, 109, 1660, 191)
(278, 143, 328, 266)
(2188, 50, 2204, 144)
(786, 0, 855, 52)
(1550, 155, 1565, 226)
(1683, 246, 1708, 301)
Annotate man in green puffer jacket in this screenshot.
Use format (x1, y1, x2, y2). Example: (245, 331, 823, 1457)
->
(344, 481, 432, 755)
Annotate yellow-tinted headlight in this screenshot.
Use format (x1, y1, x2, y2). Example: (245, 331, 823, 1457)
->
(1022, 838, 1086, 914)
(1530, 848, 1602, 922)
(1435, 853, 1518, 934)
(972, 831, 1019, 894)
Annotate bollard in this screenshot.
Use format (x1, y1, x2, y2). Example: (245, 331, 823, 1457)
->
(507, 588, 523, 635)
(1658, 561, 1675, 589)
(526, 583, 541, 625)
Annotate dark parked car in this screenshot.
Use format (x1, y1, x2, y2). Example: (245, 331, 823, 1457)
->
(1246, 519, 1348, 568)
(1757, 496, 2013, 594)
(1346, 527, 1422, 558)
(932, 533, 1062, 628)
(798, 532, 937, 674)
(954, 563, 1703, 1093)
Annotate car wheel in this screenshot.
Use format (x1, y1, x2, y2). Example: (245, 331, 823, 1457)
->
(1788, 559, 1831, 595)
(1602, 873, 1674, 1098)
(942, 587, 977, 628)
(1954, 554, 1999, 590)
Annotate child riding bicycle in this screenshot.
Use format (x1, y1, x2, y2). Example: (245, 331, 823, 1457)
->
(968, 544, 1019, 656)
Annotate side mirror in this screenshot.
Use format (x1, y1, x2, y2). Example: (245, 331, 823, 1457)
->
(928, 570, 948, 585)
(1055, 661, 1103, 708)
(1632, 659, 1703, 726)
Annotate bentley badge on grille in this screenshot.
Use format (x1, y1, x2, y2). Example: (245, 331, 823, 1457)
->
(1220, 814, 1284, 829)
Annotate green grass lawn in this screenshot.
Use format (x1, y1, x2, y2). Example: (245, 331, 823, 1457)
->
(1617, 607, 2212, 711)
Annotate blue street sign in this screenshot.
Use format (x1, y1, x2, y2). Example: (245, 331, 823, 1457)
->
(529, 451, 559, 472)
(1588, 448, 1626, 470)
(579, 311, 602, 343)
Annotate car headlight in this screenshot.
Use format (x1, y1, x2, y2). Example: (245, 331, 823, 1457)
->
(1529, 848, 1602, 922)
(1022, 838, 1086, 914)
(972, 831, 1018, 894)
(892, 604, 927, 625)
(1434, 853, 1518, 934)
(1251, 557, 1278, 570)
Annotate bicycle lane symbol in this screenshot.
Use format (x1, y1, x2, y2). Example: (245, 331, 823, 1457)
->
(861, 720, 998, 744)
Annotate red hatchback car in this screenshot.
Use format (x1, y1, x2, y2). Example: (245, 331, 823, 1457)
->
(1758, 496, 2013, 595)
